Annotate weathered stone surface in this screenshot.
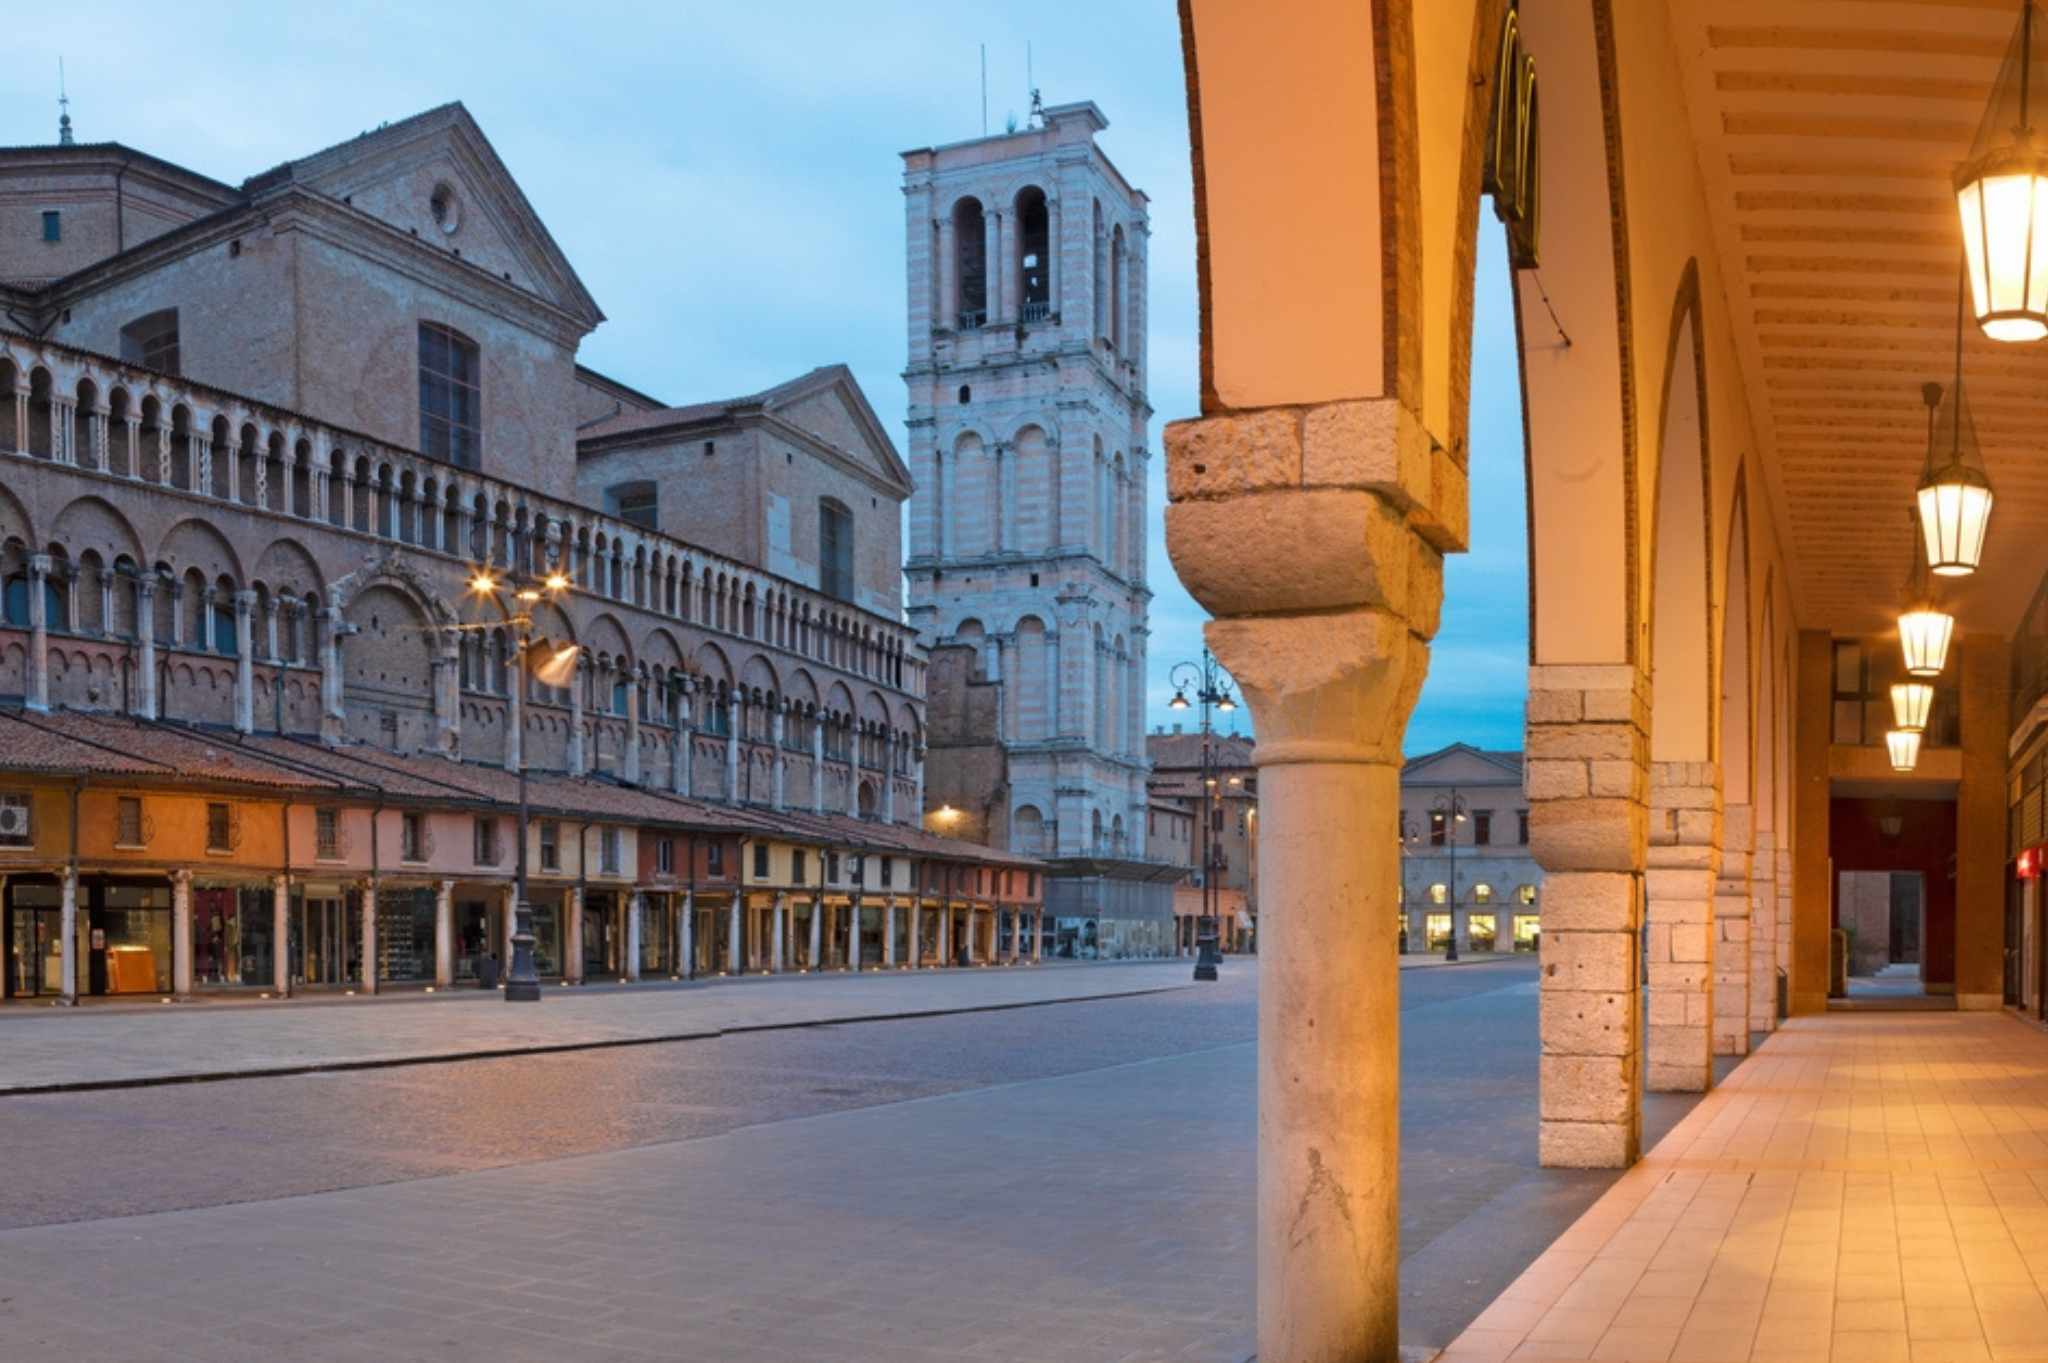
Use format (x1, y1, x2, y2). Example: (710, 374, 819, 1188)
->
(1539, 989, 1633, 1056)
(1166, 488, 1414, 619)
(1539, 1054, 1637, 1123)
(1526, 758, 1590, 802)
(1164, 407, 1302, 500)
(1534, 872, 1634, 932)
(1542, 929, 1634, 994)
(1540, 1120, 1634, 1169)
(1529, 798, 1643, 872)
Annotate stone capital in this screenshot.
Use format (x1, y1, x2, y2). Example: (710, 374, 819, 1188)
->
(1205, 609, 1428, 768)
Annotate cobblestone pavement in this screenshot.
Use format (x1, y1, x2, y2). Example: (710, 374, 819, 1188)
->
(0, 955, 1664, 1361)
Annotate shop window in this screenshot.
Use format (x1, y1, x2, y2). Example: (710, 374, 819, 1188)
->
(1513, 914, 1542, 952)
(0, 792, 31, 845)
(1424, 912, 1453, 952)
(752, 843, 769, 878)
(1468, 914, 1498, 952)
(400, 812, 427, 863)
(419, 322, 481, 469)
(115, 795, 147, 848)
(600, 827, 621, 876)
(538, 821, 560, 872)
(315, 807, 342, 860)
(656, 837, 675, 875)
(119, 309, 180, 376)
(205, 802, 237, 854)
(473, 816, 502, 867)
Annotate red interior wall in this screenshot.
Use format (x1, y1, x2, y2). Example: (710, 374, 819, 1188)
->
(1829, 796, 1956, 987)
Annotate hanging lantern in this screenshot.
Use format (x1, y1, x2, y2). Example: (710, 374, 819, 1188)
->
(1899, 511, 1956, 677)
(1915, 376, 1994, 580)
(1887, 729, 1924, 772)
(1957, 2, 2048, 341)
(1890, 681, 1935, 732)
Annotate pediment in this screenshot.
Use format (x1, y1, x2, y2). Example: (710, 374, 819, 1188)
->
(1404, 742, 1522, 785)
(254, 104, 602, 330)
(761, 366, 913, 498)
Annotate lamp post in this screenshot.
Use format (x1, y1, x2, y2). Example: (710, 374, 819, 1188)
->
(1432, 788, 1468, 962)
(467, 564, 573, 1002)
(1169, 650, 1237, 982)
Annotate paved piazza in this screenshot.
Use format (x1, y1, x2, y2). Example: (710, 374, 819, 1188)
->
(0, 957, 1636, 1361)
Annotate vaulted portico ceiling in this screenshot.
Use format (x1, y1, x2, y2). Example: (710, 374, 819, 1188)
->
(1665, 0, 2048, 636)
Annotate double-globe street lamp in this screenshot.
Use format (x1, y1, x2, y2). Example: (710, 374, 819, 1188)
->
(1169, 651, 1237, 982)
(466, 565, 575, 1002)
(1432, 788, 1468, 962)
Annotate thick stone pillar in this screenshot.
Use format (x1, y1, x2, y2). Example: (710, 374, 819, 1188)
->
(727, 895, 742, 974)
(172, 869, 195, 998)
(773, 890, 788, 972)
(360, 878, 378, 995)
(1749, 827, 1779, 1035)
(434, 879, 455, 989)
(680, 889, 696, 978)
(907, 897, 922, 968)
(625, 890, 643, 982)
(1714, 805, 1754, 1056)
(1644, 761, 1720, 1092)
(1527, 664, 1650, 1166)
(884, 894, 897, 967)
(808, 892, 823, 969)
(938, 900, 952, 967)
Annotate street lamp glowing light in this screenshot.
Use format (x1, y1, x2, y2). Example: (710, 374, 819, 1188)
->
(1899, 602, 1955, 677)
(544, 571, 572, 593)
(1217, 691, 1237, 712)
(468, 570, 497, 594)
(1891, 681, 1935, 732)
(1168, 689, 1190, 711)
(1957, 1, 2048, 341)
(1916, 382, 1994, 576)
(1887, 728, 1924, 772)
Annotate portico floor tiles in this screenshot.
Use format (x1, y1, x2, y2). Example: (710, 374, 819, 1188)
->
(1441, 1012, 2048, 1363)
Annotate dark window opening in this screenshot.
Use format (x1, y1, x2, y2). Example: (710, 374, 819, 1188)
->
(752, 843, 769, 879)
(1018, 187, 1050, 321)
(707, 842, 725, 876)
(957, 384, 971, 404)
(954, 197, 987, 328)
(419, 322, 481, 470)
(120, 309, 180, 376)
(820, 500, 854, 603)
(1473, 811, 1493, 846)
(41, 210, 61, 243)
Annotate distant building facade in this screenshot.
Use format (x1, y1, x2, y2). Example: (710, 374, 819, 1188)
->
(1400, 744, 1542, 954)
(903, 102, 1174, 957)
(0, 104, 1046, 1002)
(1147, 726, 1257, 954)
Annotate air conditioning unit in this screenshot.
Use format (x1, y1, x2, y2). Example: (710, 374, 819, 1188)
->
(0, 803, 31, 839)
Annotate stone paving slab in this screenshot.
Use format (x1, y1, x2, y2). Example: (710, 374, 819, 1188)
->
(0, 1038, 1262, 1363)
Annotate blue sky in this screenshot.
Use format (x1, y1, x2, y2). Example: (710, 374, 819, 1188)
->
(3, 0, 1526, 755)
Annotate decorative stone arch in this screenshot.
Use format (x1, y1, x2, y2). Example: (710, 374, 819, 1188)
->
(51, 496, 144, 570)
(158, 517, 245, 588)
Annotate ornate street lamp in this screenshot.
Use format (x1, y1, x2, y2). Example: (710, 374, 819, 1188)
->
(1169, 651, 1237, 982)
(1890, 680, 1935, 733)
(1916, 366, 1993, 581)
(1957, 1, 2048, 341)
(466, 564, 575, 1002)
(1431, 789, 1469, 962)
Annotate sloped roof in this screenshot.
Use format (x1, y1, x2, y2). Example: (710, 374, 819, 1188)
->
(1402, 742, 1523, 784)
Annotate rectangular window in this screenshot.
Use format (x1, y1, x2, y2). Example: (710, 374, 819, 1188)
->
(315, 807, 341, 860)
(115, 796, 145, 848)
(792, 849, 807, 885)
(600, 827, 621, 876)
(419, 322, 481, 469)
(1518, 810, 1529, 846)
(657, 837, 675, 875)
(538, 821, 560, 872)
(0, 792, 30, 846)
(752, 843, 769, 879)
(879, 857, 892, 888)
(825, 851, 839, 883)
(474, 817, 501, 867)
(41, 210, 61, 242)
(819, 500, 854, 603)
(205, 802, 234, 854)
(708, 842, 725, 877)
(400, 811, 426, 863)
(1473, 811, 1492, 846)
(609, 481, 658, 530)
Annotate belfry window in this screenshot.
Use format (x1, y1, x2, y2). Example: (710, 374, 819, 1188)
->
(1018, 187, 1050, 321)
(954, 197, 987, 329)
(418, 322, 481, 470)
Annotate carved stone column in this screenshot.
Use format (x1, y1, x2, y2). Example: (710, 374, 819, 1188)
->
(1715, 804, 1754, 1056)
(1749, 827, 1780, 1036)
(811, 718, 826, 814)
(724, 697, 741, 805)
(1526, 663, 1651, 1166)
(434, 879, 455, 989)
(1165, 396, 1460, 1363)
(623, 667, 643, 785)
(26, 553, 50, 712)
(1645, 761, 1721, 1091)
(771, 702, 788, 811)
(566, 654, 586, 777)
(137, 575, 159, 720)
(233, 589, 256, 734)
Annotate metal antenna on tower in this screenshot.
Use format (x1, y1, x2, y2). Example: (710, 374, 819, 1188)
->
(58, 58, 74, 145)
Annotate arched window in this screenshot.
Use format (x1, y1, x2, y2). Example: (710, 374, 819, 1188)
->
(1428, 883, 1449, 905)
(819, 499, 854, 603)
(953, 197, 987, 328)
(1516, 884, 1538, 905)
(1017, 186, 1050, 320)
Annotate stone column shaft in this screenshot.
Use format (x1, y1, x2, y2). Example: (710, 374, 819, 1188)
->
(60, 865, 78, 1005)
(1645, 761, 1721, 1091)
(808, 893, 823, 969)
(680, 889, 696, 979)
(566, 886, 585, 984)
(274, 874, 293, 998)
(727, 896, 742, 974)
(172, 870, 194, 998)
(434, 879, 455, 989)
(360, 878, 378, 995)
(27, 554, 50, 712)
(1714, 804, 1754, 1057)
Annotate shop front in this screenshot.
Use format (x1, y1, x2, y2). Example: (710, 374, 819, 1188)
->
(192, 884, 278, 988)
(3, 876, 171, 998)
